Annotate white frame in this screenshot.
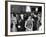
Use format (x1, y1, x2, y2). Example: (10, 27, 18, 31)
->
(7, 2, 45, 35)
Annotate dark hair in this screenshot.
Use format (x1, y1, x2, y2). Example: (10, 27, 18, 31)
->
(13, 12, 16, 17)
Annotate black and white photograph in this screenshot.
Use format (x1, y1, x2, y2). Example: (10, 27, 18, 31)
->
(10, 5, 42, 32)
(6, 1, 45, 35)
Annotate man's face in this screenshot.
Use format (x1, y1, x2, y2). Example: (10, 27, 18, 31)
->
(20, 14, 24, 20)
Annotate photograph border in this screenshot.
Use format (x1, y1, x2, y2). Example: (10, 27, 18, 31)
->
(5, 1, 45, 36)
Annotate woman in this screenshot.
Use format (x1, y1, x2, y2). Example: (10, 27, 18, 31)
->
(25, 16, 33, 31)
(11, 13, 17, 32)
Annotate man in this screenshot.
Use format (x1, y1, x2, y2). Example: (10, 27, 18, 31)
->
(16, 14, 26, 31)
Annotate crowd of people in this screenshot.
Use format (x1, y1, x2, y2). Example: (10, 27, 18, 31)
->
(10, 11, 41, 32)
(10, 6, 42, 32)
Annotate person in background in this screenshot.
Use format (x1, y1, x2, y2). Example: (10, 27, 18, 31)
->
(37, 13, 41, 30)
(31, 11, 38, 31)
(16, 14, 26, 31)
(11, 13, 17, 32)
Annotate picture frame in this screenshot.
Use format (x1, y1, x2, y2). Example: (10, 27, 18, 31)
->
(5, 1, 45, 36)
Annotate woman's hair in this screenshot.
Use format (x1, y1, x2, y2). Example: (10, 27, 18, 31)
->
(13, 12, 16, 17)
